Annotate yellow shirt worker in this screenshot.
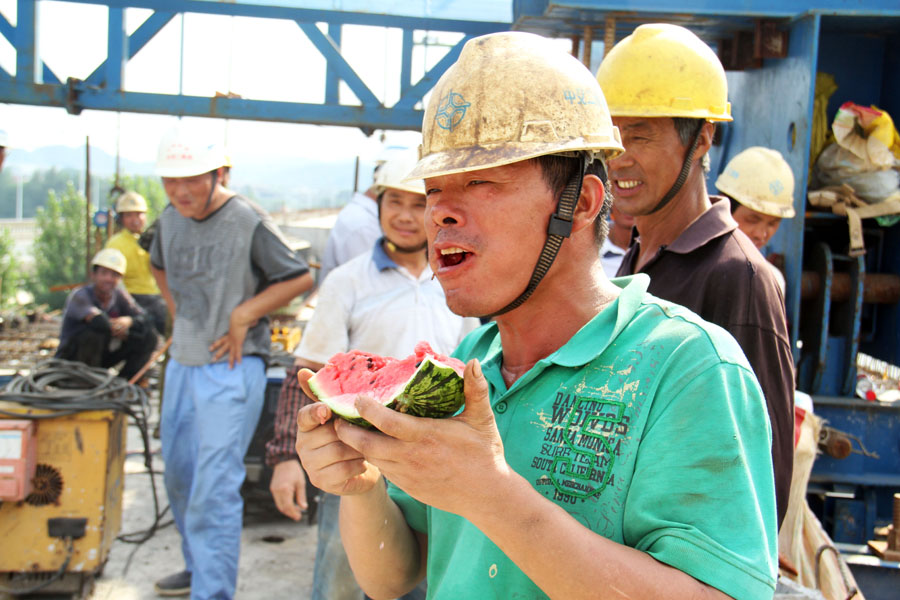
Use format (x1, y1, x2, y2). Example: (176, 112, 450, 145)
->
(106, 191, 167, 334)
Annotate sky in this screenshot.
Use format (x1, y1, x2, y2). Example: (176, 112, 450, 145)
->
(0, 0, 512, 170)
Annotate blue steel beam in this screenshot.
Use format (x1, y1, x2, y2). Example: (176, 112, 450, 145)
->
(296, 20, 381, 108)
(65, 0, 508, 34)
(0, 0, 508, 132)
(324, 23, 341, 105)
(84, 11, 177, 87)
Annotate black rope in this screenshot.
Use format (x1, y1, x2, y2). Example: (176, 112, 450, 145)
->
(648, 120, 705, 215)
(0, 537, 75, 595)
(484, 154, 589, 318)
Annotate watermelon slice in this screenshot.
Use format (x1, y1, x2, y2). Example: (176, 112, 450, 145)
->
(307, 341, 467, 427)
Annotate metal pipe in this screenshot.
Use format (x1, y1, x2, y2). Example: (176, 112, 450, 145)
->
(801, 271, 900, 304)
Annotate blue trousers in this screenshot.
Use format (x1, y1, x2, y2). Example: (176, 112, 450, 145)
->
(314, 492, 426, 600)
(161, 358, 265, 600)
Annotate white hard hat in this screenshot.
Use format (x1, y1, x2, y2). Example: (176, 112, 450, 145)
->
(716, 147, 796, 218)
(156, 126, 228, 178)
(375, 149, 425, 195)
(0, 129, 9, 147)
(116, 191, 148, 213)
(91, 248, 127, 275)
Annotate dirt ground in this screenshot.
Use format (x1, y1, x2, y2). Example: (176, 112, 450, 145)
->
(90, 418, 319, 600)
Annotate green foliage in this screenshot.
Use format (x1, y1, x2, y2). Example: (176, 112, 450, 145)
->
(27, 184, 89, 310)
(0, 167, 81, 219)
(0, 228, 22, 306)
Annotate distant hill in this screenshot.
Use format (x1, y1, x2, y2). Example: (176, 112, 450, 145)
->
(4, 145, 376, 211)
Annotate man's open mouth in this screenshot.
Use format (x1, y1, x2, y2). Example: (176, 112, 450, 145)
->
(438, 247, 471, 268)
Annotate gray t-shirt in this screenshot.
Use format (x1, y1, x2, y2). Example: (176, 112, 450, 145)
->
(150, 196, 308, 366)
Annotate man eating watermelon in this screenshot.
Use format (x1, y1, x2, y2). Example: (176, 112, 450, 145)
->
(295, 31, 778, 600)
(265, 149, 478, 600)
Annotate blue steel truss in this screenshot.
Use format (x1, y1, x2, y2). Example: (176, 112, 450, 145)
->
(0, 0, 509, 134)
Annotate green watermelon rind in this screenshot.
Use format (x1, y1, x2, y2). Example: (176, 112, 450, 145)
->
(309, 356, 465, 427)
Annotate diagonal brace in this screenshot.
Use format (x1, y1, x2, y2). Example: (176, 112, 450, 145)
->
(296, 20, 381, 108)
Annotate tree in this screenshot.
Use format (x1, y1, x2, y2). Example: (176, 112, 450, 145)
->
(0, 228, 22, 306)
(27, 184, 89, 310)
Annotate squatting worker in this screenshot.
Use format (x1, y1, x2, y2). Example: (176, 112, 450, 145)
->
(149, 126, 313, 599)
(717, 146, 797, 294)
(266, 149, 476, 600)
(56, 248, 158, 381)
(106, 191, 168, 335)
(598, 23, 795, 527)
(295, 31, 777, 600)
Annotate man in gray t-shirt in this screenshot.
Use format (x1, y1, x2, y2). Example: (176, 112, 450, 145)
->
(149, 126, 313, 599)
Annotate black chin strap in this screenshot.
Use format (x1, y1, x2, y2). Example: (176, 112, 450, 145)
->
(384, 239, 427, 254)
(204, 170, 219, 214)
(647, 121, 705, 215)
(483, 154, 589, 319)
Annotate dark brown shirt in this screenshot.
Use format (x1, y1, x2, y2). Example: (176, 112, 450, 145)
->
(617, 197, 794, 527)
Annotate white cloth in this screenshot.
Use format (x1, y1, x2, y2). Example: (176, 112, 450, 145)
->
(600, 237, 628, 279)
(319, 192, 381, 283)
(296, 241, 480, 363)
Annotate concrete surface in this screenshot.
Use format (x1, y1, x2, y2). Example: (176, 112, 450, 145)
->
(90, 420, 319, 600)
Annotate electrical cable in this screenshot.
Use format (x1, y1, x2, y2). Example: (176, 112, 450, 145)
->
(0, 537, 74, 595)
(0, 358, 170, 577)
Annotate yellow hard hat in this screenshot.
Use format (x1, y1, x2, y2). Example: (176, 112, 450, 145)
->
(596, 23, 732, 122)
(407, 31, 623, 181)
(375, 148, 425, 195)
(91, 248, 127, 275)
(156, 126, 229, 178)
(716, 147, 796, 218)
(115, 191, 148, 213)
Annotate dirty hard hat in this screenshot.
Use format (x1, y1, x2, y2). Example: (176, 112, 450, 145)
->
(716, 147, 796, 218)
(596, 23, 732, 122)
(115, 191, 148, 214)
(375, 148, 425, 195)
(407, 31, 623, 181)
(155, 126, 229, 178)
(91, 248, 127, 275)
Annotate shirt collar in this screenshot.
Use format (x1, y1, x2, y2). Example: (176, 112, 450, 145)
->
(371, 237, 397, 271)
(479, 274, 652, 395)
(662, 196, 737, 254)
(600, 237, 627, 258)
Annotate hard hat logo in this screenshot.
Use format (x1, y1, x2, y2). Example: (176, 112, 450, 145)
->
(435, 91, 470, 131)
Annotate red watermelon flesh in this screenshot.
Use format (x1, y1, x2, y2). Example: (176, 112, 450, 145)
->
(307, 341, 466, 426)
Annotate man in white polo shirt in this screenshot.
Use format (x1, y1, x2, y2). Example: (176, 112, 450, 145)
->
(265, 148, 479, 600)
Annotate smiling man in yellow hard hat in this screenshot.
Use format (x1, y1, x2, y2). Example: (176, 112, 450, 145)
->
(598, 23, 795, 528)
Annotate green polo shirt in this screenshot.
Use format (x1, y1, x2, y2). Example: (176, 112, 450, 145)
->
(388, 274, 777, 600)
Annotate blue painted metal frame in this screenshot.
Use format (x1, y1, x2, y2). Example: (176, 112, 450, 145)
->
(0, 0, 508, 132)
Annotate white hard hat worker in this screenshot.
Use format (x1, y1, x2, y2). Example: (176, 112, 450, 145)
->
(596, 23, 732, 216)
(408, 31, 624, 318)
(716, 147, 795, 249)
(373, 149, 428, 255)
(156, 126, 230, 220)
(91, 247, 127, 276)
(115, 191, 149, 235)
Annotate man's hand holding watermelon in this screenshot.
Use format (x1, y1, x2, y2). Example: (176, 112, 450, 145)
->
(296, 358, 508, 514)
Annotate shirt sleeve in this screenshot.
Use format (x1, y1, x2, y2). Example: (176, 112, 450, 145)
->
(250, 220, 310, 284)
(149, 218, 164, 270)
(64, 288, 101, 322)
(265, 363, 316, 466)
(624, 358, 778, 600)
(293, 271, 351, 364)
